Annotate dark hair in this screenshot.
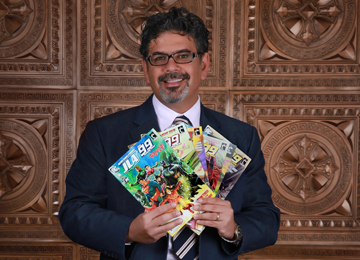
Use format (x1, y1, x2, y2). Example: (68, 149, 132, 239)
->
(139, 7, 209, 59)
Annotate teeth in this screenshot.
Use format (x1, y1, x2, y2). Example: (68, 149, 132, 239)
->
(165, 78, 183, 83)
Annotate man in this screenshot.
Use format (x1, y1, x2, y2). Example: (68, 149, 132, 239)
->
(59, 7, 280, 260)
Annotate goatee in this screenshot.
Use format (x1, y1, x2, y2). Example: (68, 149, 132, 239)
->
(158, 72, 190, 104)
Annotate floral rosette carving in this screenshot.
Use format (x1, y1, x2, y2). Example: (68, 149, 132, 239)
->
(0, 132, 33, 198)
(261, 121, 353, 216)
(0, 119, 47, 213)
(260, 0, 356, 60)
(106, 0, 199, 60)
(0, 0, 46, 58)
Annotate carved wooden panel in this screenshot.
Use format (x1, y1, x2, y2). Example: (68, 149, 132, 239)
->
(0, 243, 74, 259)
(0, 91, 75, 241)
(78, 91, 152, 139)
(79, 0, 229, 88)
(231, 92, 360, 246)
(0, 243, 102, 259)
(232, 0, 360, 89)
(79, 246, 101, 260)
(0, 0, 76, 87)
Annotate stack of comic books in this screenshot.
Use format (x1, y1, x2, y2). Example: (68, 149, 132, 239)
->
(108, 124, 251, 236)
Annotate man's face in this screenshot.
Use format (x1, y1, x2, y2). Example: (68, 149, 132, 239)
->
(145, 165, 151, 172)
(142, 32, 210, 113)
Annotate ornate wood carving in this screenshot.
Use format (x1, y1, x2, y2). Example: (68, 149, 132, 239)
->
(78, 91, 152, 138)
(0, 0, 76, 87)
(0, 91, 75, 241)
(0, 243, 74, 259)
(80, 0, 228, 88)
(231, 92, 360, 245)
(232, 0, 360, 89)
(79, 246, 100, 260)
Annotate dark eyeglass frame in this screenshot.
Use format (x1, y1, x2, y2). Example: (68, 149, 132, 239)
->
(146, 51, 201, 66)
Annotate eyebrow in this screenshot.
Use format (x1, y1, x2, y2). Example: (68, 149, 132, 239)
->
(150, 49, 192, 56)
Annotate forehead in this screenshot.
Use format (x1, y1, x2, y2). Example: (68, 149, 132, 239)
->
(148, 32, 197, 54)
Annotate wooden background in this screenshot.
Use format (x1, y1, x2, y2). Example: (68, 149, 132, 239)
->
(0, 0, 359, 259)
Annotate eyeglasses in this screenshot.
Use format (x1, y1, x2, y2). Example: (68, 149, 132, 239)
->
(146, 51, 200, 66)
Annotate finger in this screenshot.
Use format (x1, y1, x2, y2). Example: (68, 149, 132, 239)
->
(156, 216, 184, 234)
(193, 204, 224, 213)
(194, 214, 220, 229)
(153, 209, 182, 227)
(195, 219, 219, 228)
(147, 202, 177, 219)
(198, 197, 229, 206)
(193, 212, 219, 222)
(150, 215, 184, 240)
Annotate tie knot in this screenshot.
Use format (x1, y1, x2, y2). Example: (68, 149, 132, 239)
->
(172, 115, 193, 127)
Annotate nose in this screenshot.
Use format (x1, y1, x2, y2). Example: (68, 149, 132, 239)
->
(164, 56, 179, 71)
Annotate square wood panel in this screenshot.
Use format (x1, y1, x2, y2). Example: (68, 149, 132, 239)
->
(0, 0, 76, 87)
(231, 0, 360, 89)
(79, 0, 229, 89)
(231, 92, 360, 245)
(0, 91, 75, 241)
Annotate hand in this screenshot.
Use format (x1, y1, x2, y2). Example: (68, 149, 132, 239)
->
(193, 197, 236, 240)
(126, 202, 183, 244)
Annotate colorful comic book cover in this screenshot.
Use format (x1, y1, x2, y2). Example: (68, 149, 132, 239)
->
(187, 126, 208, 183)
(203, 135, 232, 193)
(160, 123, 208, 234)
(161, 123, 206, 182)
(204, 125, 251, 199)
(108, 129, 214, 236)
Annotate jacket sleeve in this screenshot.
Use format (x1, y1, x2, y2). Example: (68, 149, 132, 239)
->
(59, 120, 133, 260)
(199, 125, 280, 259)
(231, 126, 280, 255)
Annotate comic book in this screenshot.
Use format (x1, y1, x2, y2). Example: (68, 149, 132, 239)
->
(160, 123, 208, 234)
(204, 126, 251, 199)
(187, 126, 208, 183)
(203, 135, 232, 193)
(108, 129, 214, 236)
(161, 123, 206, 181)
(214, 142, 236, 195)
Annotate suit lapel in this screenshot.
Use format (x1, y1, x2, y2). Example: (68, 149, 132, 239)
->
(130, 94, 160, 142)
(200, 104, 221, 129)
(200, 104, 232, 141)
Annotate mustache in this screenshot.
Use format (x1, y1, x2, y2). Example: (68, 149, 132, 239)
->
(158, 72, 190, 84)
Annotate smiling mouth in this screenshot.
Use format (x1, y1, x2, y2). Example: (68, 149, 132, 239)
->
(164, 78, 183, 84)
(158, 72, 190, 85)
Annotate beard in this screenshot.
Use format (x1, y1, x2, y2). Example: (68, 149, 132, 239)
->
(158, 72, 190, 104)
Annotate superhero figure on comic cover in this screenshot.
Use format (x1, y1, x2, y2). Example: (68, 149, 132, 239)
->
(207, 156, 221, 190)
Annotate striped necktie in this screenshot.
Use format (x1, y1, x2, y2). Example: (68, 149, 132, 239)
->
(172, 115, 193, 127)
(172, 226, 198, 260)
(171, 115, 199, 260)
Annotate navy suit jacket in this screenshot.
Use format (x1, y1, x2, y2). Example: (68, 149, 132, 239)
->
(59, 95, 280, 260)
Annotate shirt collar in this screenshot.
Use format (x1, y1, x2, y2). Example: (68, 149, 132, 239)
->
(152, 94, 201, 131)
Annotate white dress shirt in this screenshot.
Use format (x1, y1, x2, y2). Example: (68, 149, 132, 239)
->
(152, 94, 201, 131)
(152, 94, 201, 259)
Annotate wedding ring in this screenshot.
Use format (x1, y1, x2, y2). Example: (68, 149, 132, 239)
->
(215, 213, 220, 221)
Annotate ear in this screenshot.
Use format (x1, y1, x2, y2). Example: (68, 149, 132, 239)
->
(142, 59, 150, 84)
(200, 53, 210, 80)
